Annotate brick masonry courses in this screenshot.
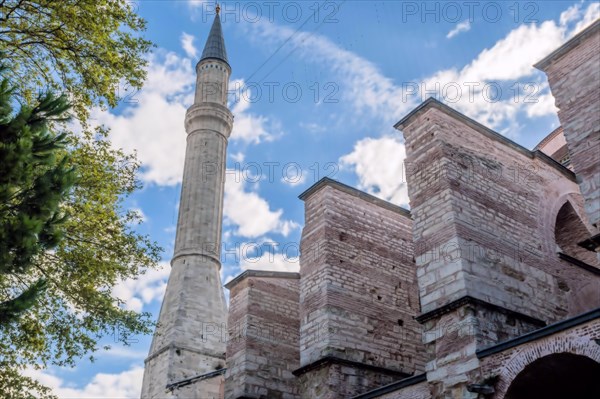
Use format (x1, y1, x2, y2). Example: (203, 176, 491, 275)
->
(295, 180, 426, 398)
(225, 271, 301, 399)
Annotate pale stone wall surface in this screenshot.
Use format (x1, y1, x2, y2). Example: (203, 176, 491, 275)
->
(225, 273, 301, 399)
(297, 181, 426, 397)
(400, 104, 599, 323)
(375, 381, 431, 399)
(297, 364, 403, 399)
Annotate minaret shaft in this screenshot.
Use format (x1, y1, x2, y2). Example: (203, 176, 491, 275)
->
(141, 12, 232, 399)
(174, 102, 231, 262)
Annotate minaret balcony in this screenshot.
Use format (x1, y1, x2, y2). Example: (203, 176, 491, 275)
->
(185, 102, 233, 139)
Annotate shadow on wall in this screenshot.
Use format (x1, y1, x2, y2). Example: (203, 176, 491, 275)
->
(554, 200, 598, 266)
(505, 353, 600, 399)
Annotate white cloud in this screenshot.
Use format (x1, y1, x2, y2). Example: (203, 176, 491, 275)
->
(229, 79, 278, 144)
(240, 251, 299, 272)
(458, 21, 565, 82)
(230, 152, 245, 162)
(91, 51, 194, 186)
(574, 2, 600, 34)
(180, 32, 198, 58)
(340, 136, 408, 206)
(415, 21, 565, 132)
(246, 3, 597, 213)
(25, 366, 144, 398)
(426, 3, 598, 130)
(560, 3, 583, 26)
(112, 262, 171, 312)
(561, 2, 600, 36)
(97, 4, 597, 188)
(446, 20, 471, 39)
(97, 346, 147, 361)
(526, 91, 558, 118)
(224, 173, 299, 238)
(237, 239, 299, 272)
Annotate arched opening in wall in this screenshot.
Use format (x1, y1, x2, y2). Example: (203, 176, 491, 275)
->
(554, 201, 597, 266)
(504, 353, 600, 399)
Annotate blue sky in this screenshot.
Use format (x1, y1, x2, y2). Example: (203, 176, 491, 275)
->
(28, 1, 599, 396)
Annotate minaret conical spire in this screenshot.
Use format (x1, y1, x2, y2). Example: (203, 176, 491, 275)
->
(200, 10, 228, 65)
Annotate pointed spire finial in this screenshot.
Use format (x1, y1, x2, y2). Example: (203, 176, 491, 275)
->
(216, 2, 220, 15)
(200, 5, 229, 65)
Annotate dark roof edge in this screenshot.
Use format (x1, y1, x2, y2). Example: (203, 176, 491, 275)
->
(477, 307, 600, 359)
(350, 374, 428, 399)
(415, 295, 546, 327)
(292, 355, 411, 378)
(224, 269, 300, 289)
(558, 252, 600, 276)
(298, 177, 411, 218)
(166, 367, 226, 391)
(394, 98, 576, 181)
(534, 19, 600, 71)
(197, 57, 231, 69)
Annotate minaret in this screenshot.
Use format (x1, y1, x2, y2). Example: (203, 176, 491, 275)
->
(141, 8, 232, 399)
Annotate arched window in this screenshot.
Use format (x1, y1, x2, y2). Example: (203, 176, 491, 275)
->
(505, 353, 600, 399)
(554, 201, 597, 266)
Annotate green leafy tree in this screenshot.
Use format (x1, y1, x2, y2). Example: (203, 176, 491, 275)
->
(0, 0, 153, 120)
(0, 1, 161, 397)
(0, 76, 75, 324)
(0, 123, 162, 397)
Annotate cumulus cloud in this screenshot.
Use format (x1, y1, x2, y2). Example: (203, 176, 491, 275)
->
(91, 51, 194, 186)
(567, 2, 600, 35)
(526, 91, 559, 118)
(423, 3, 598, 130)
(240, 250, 299, 272)
(230, 152, 245, 162)
(180, 32, 198, 58)
(224, 173, 299, 238)
(25, 366, 144, 398)
(458, 21, 564, 82)
(112, 262, 171, 312)
(446, 20, 471, 39)
(340, 136, 408, 206)
(229, 79, 278, 144)
(230, 238, 299, 272)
